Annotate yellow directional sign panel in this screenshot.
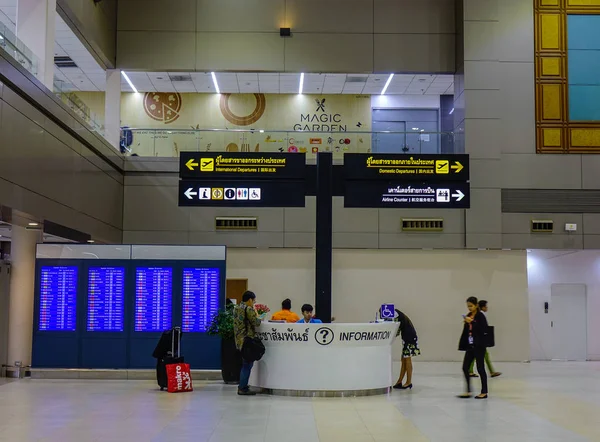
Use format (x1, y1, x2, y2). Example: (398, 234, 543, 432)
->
(180, 152, 306, 180)
(435, 160, 449, 174)
(344, 154, 469, 181)
(200, 158, 214, 172)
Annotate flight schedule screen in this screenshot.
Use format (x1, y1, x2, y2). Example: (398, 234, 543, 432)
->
(135, 267, 172, 332)
(182, 268, 220, 332)
(87, 267, 125, 332)
(39, 266, 78, 331)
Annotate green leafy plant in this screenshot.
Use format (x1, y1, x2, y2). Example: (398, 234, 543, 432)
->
(207, 304, 235, 340)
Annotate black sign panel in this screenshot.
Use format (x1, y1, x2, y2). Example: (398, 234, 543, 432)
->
(178, 180, 306, 207)
(344, 154, 470, 181)
(344, 181, 470, 209)
(180, 152, 306, 180)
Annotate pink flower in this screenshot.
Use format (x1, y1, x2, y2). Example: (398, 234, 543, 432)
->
(254, 303, 270, 315)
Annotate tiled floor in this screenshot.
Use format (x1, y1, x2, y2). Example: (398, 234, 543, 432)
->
(0, 362, 599, 442)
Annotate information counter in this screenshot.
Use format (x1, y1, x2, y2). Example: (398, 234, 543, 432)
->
(249, 322, 399, 397)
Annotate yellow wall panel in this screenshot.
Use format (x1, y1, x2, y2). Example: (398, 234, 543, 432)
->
(541, 57, 561, 76)
(541, 84, 562, 120)
(540, 0, 560, 6)
(539, 14, 561, 50)
(571, 129, 600, 146)
(567, 0, 600, 7)
(543, 128, 562, 147)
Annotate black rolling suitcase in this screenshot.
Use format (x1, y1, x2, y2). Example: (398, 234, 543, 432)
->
(152, 327, 183, 391)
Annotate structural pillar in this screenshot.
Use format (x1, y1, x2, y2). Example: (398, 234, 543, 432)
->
(315, 152, 333, 323)
(16, 0, 56, 90)
(105, 69, 122, 148)
(7, 225, 40, 372)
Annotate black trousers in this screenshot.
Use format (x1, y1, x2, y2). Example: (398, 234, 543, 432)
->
(462, 346, 488, 394)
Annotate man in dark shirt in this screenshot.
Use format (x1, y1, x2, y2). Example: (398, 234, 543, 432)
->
(233, 291, 262, 396)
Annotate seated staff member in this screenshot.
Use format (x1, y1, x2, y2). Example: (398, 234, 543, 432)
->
(271, 298, 300, 323)
(297, 304, 323, 324)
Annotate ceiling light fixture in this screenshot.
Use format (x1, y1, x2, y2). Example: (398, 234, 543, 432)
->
(449, 107, 455, 115)
(380, 73, 394, 95)
(299, 73, 304, 94)
(121, 71, 138, 93)
(0, 35, 4, 40)
(87, 239, 95, 243)
(211, 72, 220, 94)
(28, 222, 39, 226)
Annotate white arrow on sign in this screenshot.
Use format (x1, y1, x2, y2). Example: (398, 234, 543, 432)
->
(452, 190, 465, 202)
(184, 188, 198, 200)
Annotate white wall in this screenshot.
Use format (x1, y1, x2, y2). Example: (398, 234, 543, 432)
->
(226, 249, 315, 315)
(227, 248, 530, 362)
(528, 250, 600, 361)
(371, 95, 441, 109)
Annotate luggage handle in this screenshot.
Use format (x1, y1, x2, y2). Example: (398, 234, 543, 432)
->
(171, 326, 181, 358)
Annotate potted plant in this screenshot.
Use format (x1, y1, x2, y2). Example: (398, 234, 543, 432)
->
(207, 303, 242, 384)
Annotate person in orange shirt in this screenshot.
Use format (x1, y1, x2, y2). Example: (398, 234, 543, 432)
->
(271, 299, 300, 323)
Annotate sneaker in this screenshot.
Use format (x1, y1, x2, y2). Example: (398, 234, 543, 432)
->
(237, 389, 256, 396)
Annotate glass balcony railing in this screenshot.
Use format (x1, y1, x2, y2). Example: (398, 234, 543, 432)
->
(121, 128, 458, 157)
(0, 21, 38, 76)
(54, 81, 105, 136)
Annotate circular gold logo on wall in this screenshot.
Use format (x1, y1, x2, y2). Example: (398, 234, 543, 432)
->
(143, 92, 182, 124)
(220, 93, 266, 126)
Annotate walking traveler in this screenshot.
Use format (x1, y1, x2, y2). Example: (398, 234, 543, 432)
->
(458, 297, 489, 399)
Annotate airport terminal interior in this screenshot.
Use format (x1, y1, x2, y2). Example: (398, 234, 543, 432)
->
(1, 0, 600, 440)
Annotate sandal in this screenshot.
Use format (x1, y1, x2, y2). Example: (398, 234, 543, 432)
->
(457, 394, 472, 398)
(469, 373, 479, 378)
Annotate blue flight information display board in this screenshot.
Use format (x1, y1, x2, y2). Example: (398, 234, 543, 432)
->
(182, 268, 220, 332)
(135, 267, 172, 332)
(87, 267, 125, 332)
(39, 266, 78, 331)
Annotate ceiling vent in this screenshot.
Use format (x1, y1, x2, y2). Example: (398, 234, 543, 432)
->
(401, 218, 444, 232)
(345, 75, 368, 83)
(215, 217, 258, 231)
(54, 56, 78, 68)
(169, 74, 192, 82)
(531, 219, 553, 233)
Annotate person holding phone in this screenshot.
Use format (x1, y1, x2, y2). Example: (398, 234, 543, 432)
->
(458, 297, 489, 399)
(468, 300, 501, 378)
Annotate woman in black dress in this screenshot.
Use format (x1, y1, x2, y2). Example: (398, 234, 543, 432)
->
(458, 296, 489, 399)
(393, 309, 420, 390)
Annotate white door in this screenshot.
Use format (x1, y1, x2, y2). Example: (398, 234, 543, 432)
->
(551, 283, 587, 361)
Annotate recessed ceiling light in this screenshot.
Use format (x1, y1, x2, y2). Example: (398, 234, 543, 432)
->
(28, 222, 39, 226)
(211, 72, 220, 94)
(380, 73, 394, 95)
(121, 71, 138, 93)
(87, 239, 95, 243)
(299, 73, 304, 94)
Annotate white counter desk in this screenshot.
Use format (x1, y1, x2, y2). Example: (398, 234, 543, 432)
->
(248, 322, 399, 397)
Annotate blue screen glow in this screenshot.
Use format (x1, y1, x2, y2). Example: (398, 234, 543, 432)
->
(135, 267, 172, 332)
(182, 268, 220, 332)
(87, 267, 125, 332)
(39, 266, 78, 331)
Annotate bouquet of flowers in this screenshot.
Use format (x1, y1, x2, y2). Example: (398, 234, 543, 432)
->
(254, 303, 270, 316)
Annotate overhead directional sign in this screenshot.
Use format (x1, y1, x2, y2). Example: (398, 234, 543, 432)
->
(178, 180, 305, 207)
(344, 154, 469, 181)
(344, 181, 470, 209)
(180, 152, 306, 180)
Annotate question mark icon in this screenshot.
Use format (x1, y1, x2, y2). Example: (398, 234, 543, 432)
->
(320, 329, 329, 343)
(315, 327, 334, 345)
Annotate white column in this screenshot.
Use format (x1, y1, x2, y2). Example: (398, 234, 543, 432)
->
(16, 0, 56, 89)
(7, 225, 40, 368)
(104, 69, 122, 148)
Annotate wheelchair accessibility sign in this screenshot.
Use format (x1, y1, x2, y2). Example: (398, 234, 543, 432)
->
(380, 304, 395, 319)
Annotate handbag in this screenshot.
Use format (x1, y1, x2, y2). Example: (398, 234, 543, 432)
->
(484, 325, 495, 348)
(166, 362, 193, 393)
(241, 306, 265, 362)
